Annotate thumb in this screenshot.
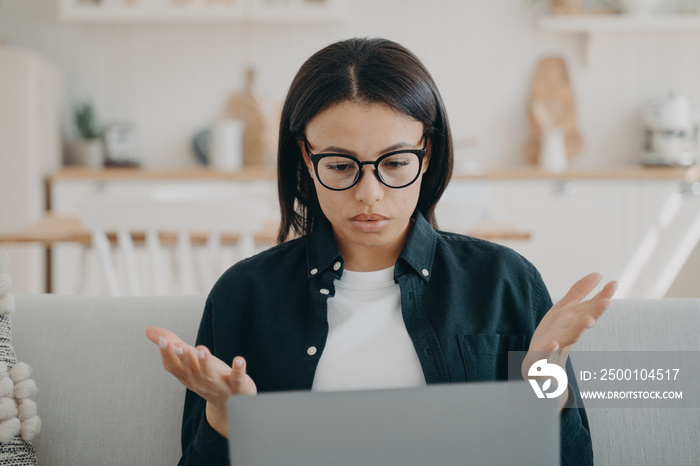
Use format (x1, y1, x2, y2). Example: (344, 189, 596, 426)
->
(546, 340, 560, 352)
(228, 356, 251, 394)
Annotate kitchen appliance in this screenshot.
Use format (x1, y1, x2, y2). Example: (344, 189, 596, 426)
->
(0, 45, 63, 293)
(619, 0, 662, 15)
(642, 93, 698, 166)
(103, 122, 141, 167)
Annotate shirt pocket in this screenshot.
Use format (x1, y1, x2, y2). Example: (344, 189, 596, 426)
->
(458, 334, 527, 382)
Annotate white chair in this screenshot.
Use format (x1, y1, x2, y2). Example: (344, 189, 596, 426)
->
(78, 196, 272, 296)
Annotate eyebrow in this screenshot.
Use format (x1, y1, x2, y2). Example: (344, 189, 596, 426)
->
(314, 141, 422, 156)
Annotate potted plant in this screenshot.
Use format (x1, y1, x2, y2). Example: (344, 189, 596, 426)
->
(72, 101, 104, 169)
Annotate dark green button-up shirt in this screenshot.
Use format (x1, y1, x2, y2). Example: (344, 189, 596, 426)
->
(180, 212, 593, 466)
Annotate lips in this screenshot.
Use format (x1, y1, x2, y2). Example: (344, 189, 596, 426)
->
(350, 213, 389, 233)
(351, 214, 388, 222)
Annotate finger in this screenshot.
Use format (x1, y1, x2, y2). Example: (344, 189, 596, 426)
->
(577, 280, 617, 312)
(158, 336, 186, 378)
(553, 273, 603, 311)
(195, 345, 211, 370)
(196, 345, 222, 382)
(592, 280, 618, 303)
(589, 296, 612, 322)
(572, 282, 616, 322)
(196, 346, 237, 381)
(145, 326, 182, 345)
(567, 295, 612, 324)
(559, 313, 600, 348)
(176, 344, 202, 378)
(146, 327, 190, 358)
(228, 356, 249, 394)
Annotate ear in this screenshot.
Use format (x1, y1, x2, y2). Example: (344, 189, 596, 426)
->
(421, 138, 431, 175)
(298, 139, 315, 177)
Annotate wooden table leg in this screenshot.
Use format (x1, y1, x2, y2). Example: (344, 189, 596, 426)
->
(45, 245, 52, 294)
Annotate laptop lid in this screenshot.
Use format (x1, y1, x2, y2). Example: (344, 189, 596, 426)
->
(227, 381, 559, 466)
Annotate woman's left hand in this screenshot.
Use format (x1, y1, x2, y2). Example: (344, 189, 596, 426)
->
(523, 273, 618, 410)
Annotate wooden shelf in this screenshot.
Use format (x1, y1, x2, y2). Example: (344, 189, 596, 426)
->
(539, 13, 700, 65)
(48, 166, 277, 181)
(452, 165, 700, 182)
(48, 165, 700, 183)
(58, 0, 345, 23)
(540, 14, 700, 32)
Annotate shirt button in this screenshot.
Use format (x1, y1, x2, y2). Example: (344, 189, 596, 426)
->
(422, 269, 429, 277)
(310, 268, 318, 275)
(333, 261, 341, 271)
(307, 346, 317, 356)
(320, 288, 330, 295)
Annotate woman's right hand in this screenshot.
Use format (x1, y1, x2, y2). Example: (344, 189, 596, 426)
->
(144, 326, 257, 437)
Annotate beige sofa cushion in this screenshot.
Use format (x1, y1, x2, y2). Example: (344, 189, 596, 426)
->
(577, 298, 700, 466)
(11, 294, 205, 466)
(8, 295, 700, 465)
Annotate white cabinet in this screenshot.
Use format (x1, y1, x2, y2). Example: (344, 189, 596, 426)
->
(487, 179, 637, 300)
(58, 0, 345, 23)
(446, 177, 699, 300)
(618, 180, 700, 298)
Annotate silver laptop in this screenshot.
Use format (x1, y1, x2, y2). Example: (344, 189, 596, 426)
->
(227, 381, 559, 466)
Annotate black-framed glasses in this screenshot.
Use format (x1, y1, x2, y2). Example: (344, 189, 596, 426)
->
(304, 138, 427, 191)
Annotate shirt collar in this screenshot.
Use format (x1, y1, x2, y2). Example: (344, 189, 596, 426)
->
(304, 211, 437, 282)
(396, 210, 437, 282)
(305, 219, 344, 279)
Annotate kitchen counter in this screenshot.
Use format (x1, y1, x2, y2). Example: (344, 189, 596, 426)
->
(39, 164, 700, 297)
(48, 166, 277, 181)
(452, 165, 700, 182)
(48, 165, 700, 183)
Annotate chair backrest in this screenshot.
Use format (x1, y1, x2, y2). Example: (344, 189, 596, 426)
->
(78, 195, 272, 296)
(576, 298, 700, 465)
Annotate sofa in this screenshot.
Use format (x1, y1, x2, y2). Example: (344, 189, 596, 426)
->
(11, 294, 203, 465)
(7, 294, 700, 465)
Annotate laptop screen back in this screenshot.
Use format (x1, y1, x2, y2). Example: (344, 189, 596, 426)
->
(227, 381, 559, 466)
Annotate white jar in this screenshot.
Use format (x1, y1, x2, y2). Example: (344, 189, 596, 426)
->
(210, 119, 245, 172)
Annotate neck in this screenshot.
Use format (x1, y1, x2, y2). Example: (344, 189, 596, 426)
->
(341, 245, 401, 272)
(334, 221, 413, 272)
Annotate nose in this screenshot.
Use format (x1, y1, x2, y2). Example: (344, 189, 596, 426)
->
(354, 166, 384, 205)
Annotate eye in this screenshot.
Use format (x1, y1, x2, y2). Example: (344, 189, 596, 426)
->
(384, 160, 409, 168)
(380, 154, 413, 169)
(324, 161, 354, 172)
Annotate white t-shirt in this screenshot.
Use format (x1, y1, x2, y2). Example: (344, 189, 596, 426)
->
(311, 266, 427, 392)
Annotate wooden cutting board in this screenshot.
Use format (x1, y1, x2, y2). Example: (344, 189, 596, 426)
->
(524, 56, 583, 165)
(220, 67, 266, 167)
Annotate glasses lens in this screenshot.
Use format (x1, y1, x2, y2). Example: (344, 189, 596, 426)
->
(377, 152, 421, 188)
(316, 156, 360, 190)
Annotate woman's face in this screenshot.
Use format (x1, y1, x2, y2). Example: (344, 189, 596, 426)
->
(301, 101, 429, 269)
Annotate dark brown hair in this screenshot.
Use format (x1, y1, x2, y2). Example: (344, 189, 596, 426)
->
(276, 37, 453, 243)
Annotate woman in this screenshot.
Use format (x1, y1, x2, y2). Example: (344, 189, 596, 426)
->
(146, 38, 616, 466)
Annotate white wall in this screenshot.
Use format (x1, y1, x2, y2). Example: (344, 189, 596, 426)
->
(1, 0, 699, 169)
(2, 0, 700, 296)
